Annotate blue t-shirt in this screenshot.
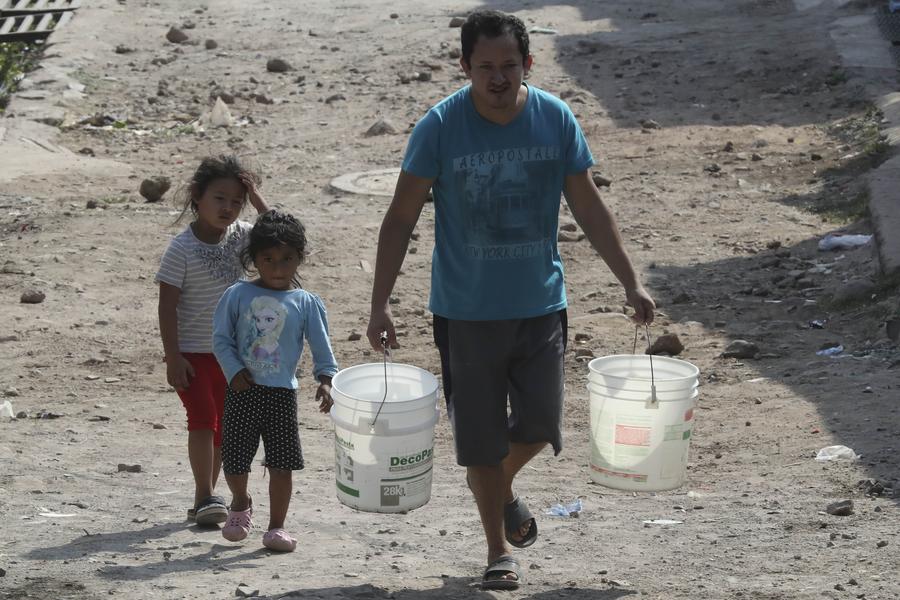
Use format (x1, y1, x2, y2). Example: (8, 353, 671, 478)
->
(212, 281, 339, 389)
(402, 84, 594, 321)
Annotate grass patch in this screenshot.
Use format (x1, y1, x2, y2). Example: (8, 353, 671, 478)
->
(70, 67, 102, 92)
(814, 189, 870, 223)
(830, 106, 891, 162)
(0, 42, 43, 112)
(825, 67, 848, 87)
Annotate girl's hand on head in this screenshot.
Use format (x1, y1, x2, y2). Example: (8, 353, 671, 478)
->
(239, 172, 267, 212)
(166, 354, 194, 391)
(230, 369, 254, 392)
(316, 383, 333, 414)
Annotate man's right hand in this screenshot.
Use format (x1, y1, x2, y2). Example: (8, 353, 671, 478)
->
(230, 369, 255, 392)
(165, 354, 195, 391)
(367, 306, 399, 352)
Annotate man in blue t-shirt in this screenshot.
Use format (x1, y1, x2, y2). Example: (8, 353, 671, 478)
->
(366, 9, 655, 590)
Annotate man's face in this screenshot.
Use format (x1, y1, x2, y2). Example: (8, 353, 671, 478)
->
(461, 33, 532, 112)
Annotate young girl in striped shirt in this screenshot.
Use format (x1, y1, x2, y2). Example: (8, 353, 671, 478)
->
(156, 155, 269, 526)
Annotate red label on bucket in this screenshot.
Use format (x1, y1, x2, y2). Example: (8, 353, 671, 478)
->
(684, 408, 694, 422)
(615, 425, 651, 446)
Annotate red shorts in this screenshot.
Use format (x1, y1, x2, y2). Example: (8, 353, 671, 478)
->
(176, 353, 226, 447)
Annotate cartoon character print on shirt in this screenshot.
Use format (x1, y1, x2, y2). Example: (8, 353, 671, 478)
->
(193, 227, 245, 282)
(452, 146, 561, 261)
(242, 295, 288, 376)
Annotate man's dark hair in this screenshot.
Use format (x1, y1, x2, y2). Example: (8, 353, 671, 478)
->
(460, 10, 529, 67)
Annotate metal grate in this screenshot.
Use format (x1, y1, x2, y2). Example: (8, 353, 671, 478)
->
(0, 0, 80, 14)
(0, 10, 72, 42)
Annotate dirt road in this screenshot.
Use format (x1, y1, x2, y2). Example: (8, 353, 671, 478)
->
(1, 1, 898, 599)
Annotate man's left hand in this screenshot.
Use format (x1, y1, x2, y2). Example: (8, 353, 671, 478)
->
(626, 286, 656, 325)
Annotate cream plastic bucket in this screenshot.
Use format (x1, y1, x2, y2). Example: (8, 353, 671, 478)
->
(330, 362, 439, 513)
(587, 355, 700, 491)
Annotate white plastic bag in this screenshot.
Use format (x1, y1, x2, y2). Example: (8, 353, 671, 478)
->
(815, 445, 859, 462)
(202, 97, 233, 128)
(0, 400, 13, 418)
(817, 234, 872, 251)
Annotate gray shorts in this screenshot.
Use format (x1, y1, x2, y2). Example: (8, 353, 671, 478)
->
(433, 310, 567, 466)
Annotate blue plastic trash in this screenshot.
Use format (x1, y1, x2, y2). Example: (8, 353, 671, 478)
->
(545, 498, 583, 517)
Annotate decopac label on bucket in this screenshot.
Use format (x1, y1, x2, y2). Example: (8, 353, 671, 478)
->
(334, 437, 434, 511)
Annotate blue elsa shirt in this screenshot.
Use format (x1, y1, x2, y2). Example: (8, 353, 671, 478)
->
(213, 281, 338, 389)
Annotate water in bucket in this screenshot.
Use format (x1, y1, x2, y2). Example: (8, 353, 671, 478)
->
(587, 354, 699, 491)
(330, 362, 439, 513)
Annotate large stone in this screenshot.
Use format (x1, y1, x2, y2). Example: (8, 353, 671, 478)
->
(592, 172, 612, 187)
(826, 499, 854, 516)
(166, 27, 189, 44)
(139, 176, 172, 202)
(20, 290, 45, 304)
(558, 230, 584, 242)
(365, 118, 398, 137)
(722, 339, 759, 359)
(648, 333, 684, 356)
(832, 279, 876, 306)
(887, 318, 900, 343)
(266, 58, 293, 73)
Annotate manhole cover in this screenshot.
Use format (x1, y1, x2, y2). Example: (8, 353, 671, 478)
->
(330, 167, 400, 197)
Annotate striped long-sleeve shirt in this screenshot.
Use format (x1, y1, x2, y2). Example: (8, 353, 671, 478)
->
(156, 221, 252, 353)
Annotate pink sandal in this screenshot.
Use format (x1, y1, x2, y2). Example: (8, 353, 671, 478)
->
(222, 504, 253, 542)
(262, 528, 297, 552)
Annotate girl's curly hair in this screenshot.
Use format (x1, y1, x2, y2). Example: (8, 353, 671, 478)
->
(240, 209, 307, 288)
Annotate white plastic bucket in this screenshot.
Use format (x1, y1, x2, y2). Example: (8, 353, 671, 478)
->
(330, 362, 439, 513)
(587, 355, 700, 492)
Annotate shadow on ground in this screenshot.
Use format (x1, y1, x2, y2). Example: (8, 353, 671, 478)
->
(269, 580, 636, 600)
(481, 0, 869, 129)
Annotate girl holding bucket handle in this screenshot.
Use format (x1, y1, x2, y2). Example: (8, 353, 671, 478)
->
(366, 9, 654, 590)
(212, 210, 338, 552)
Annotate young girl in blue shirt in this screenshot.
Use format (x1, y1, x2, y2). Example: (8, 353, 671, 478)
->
(212, 209, 338, 552)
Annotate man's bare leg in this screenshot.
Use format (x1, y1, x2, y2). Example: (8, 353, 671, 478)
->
(501, 441, 546, 541)
(468, 464, 514, 582)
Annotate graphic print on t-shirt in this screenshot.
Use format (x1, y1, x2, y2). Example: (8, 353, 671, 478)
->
(242, 295, 286, 375)
(452, 145, 560, 261)
(193, 227, 245, 281)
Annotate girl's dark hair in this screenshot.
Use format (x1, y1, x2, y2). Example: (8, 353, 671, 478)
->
(460, 10, 529, 67)
(240, 209, 307, 287)
(174, 155, 260, 224)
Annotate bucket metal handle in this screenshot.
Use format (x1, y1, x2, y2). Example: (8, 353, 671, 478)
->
(369, 332, 391, 429)
(632, 324, 658, 405)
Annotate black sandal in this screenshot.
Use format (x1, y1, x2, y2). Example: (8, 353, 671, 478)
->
(482, 554, 521, 590)
(194, 495, 228, 526)
(504, 496, 538, 548)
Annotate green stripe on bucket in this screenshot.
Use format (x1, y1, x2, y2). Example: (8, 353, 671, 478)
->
(382, 466, 433, 482)
(336, 481, 359, 497)
(682, 430, 692, 440)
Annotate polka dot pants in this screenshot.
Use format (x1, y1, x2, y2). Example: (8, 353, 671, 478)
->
(222, 385, 304, 475)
